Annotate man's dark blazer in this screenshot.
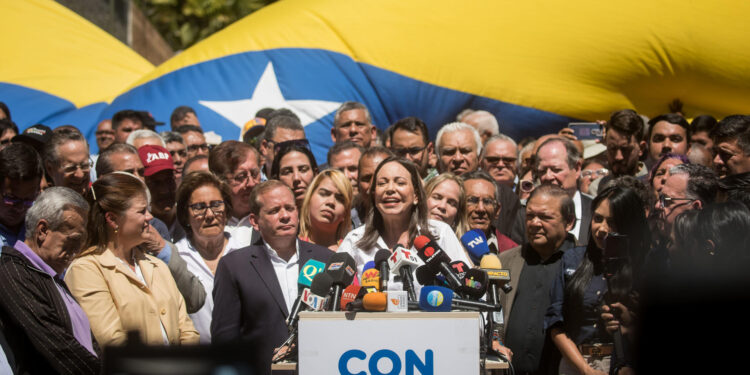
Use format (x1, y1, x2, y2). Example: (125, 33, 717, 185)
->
(211, 237, 332, 375)
(0, 246, 101, 375)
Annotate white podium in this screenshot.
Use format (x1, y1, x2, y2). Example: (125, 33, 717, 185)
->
(296, 311, 504, 375)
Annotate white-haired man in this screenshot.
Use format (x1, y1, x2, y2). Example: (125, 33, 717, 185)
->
(436, 122, 482, 176)
(459, 109, 500, 145)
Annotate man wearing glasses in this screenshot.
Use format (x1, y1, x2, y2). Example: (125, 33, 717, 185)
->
(177, 125, 210, 160)
(43, 128, 91, 197)
(389, 117, 437, 181)
(0, 143, 42, 249)
(655, 164, 718, 243)
(462, 171, 518, 254)
(480, 134, 526, 245)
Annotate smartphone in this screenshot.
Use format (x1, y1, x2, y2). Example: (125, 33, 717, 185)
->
(603, 233, 629, 260)
(568, 122, 604, 140)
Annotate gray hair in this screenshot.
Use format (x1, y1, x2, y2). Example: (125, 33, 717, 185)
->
(435, 122, 483, 157)
(668, 163, 718, 204)
(462, 110, 500, 137)
(43, 128, 88, 167)
(518, 141, 536, 171)
(25, 187, 89, 236)
(334, 101, 371, 127)
(126, 129, 166, 148)
(160, 131, 184, 145)
(480, 133, 517, 160)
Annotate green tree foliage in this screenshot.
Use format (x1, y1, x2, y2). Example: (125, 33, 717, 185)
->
(136, 0, 275, 50)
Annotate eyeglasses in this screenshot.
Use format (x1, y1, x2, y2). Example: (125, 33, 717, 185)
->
(466, 196, 497, 207)
(122, 167, 145, 177)
(187, 143, 209, 153)
(0, 139, 11, 146)
(227, 170, 259, 186)
(581, 168, 609, 179)
(483, 156, 517, 166)
(519, 179, 536, 193)
(61, 160, 93, 175)
(3, 194, 34, 208)
(169, 149, 187, 159)
(95, 130, 114, 137)
(273, 139, 310, 154)
(657, 193, 695, 210)
(392, 146, 426, 157)
(189, 200, 225, 217)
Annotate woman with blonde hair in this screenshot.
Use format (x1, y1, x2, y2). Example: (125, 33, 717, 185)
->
(65, 172, 199, 346)
(424, 172, 470, 238)
(298, 169, 353, 251)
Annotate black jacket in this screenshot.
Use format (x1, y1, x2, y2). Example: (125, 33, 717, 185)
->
(0, 246, 101, 374)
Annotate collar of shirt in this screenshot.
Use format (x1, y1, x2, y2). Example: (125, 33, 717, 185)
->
(0, 222, 25, 248)
(571, 190, 582, 239)
(263, 238, 300, 264)
(263, 239, 301, 312)
(13, 240, 57, 277)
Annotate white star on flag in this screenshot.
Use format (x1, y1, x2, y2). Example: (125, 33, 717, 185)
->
(199, 62, 342, 137)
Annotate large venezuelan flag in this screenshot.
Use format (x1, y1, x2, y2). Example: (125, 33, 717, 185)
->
(4, 0, 750, 160)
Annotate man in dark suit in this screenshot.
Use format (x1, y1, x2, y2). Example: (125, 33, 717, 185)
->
(535, 136, 592, 246)
(0, 187, 100, 374)
(211, 180, 332, 375)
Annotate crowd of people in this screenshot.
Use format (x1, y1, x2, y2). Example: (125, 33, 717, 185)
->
(0, 100, 748, 374)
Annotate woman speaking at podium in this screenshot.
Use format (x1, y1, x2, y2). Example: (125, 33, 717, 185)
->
(337, 157, 472, 289)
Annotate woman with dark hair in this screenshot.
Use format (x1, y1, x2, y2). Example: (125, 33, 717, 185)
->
(648, 153, 689, 199)
(0, 101, 10, 121)
(337, 157, 472, 290)
(174, 171, 251, 343)
(0, 118, 18, 151)
(65, 172, 199, 346)
(546, 186, 650, 375)
(270, 143, 319, 208)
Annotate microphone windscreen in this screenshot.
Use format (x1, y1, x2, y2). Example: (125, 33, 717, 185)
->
(361, 268, 380, 291)
(461, 229, 491, 263)
(363, 261, 376, 271)
(414, 236, 451, 270)
(325, 252, 357, 286)
(415, 265, 436, 286)
(362, 292, 387, 311)
(374, 249, 391, 267)
(340, 285, 361, 310)
(388, 246, 421, 273)
(418, 286, 454, 312)
(479, 253, 503, 269)
(310, 272, 333, 296)
(414, 235, 431, 250)
(298, 259, 326, 288)
(461, 269, 489, 299)
(450, 260, 470, 280)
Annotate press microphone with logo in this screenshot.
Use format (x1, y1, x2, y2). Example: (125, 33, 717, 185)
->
(286, 259, 327, 329)
(325, 253, 358, 311)
(414, 235, 462, 291)
(361, 268, 380, 293)
(374, 249, 391, 292)
(346, 292, 387, 312)
(309, 272, 334, 311)
(340, 284, 362, 311)
(459, 269, 489, 301)
(388, 245, 420, 301)
(480, 254, 513, 295)
(419, 286, 500, 312)
(461, 229, 491, 264)
(450, 260, 470, 281)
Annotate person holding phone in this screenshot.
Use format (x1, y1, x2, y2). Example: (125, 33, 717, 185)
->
(545, 186, 650, 374)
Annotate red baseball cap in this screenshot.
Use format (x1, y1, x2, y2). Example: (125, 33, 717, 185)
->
(137, 145, 175, 177)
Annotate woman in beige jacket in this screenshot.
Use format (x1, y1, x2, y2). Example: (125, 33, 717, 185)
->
(65, 172, 199, 346)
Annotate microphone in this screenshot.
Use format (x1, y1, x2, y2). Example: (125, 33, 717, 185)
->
(415, 265, 436, 286)
(340, 284, 361, 311)
(414, 235, 462, 290)
(363, 260, 376, 271)
(286, 259, 327, 328)
(480, 254, 512, 295)
(461, 229, 491, 264)
(361, 268, 380, 293)
(374, 249, 391, 292)
(450, 260, 470, 281)
(418, 286, 453, 312)
(388, 245, 420, 301)
(309, 272, 334, 311)
(346, 292, 388, 312)
(459, 269, 489, 300)
(325, 253, 357, 311)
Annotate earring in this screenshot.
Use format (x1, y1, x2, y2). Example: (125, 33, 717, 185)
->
(114, 226, 119, 234)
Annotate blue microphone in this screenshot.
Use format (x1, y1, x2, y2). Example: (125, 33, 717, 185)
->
(363, 260, 376, 272)
(461, 229, 491, 264)
(418, 286, 454, 312)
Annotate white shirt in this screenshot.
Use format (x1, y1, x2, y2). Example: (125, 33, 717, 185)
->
(263, 240, 301, 313)
(337, 219, 473, 296)
(176, 231, 249, 343)
(571, 190, 583, 241)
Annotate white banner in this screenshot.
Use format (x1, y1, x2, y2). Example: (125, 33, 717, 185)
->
(298, 311, 479, 375)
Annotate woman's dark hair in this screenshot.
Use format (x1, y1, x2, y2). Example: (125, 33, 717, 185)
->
(0, 118, 18, 138)
(270, 143, 319, 180)
(175, 171, 233, 235)
(695, 202, 750, 268)
(564, 186, 651, 323)
(0, 102, 11, 121)
(356, 157, 433, 251)
(84, 172, 148, 255)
